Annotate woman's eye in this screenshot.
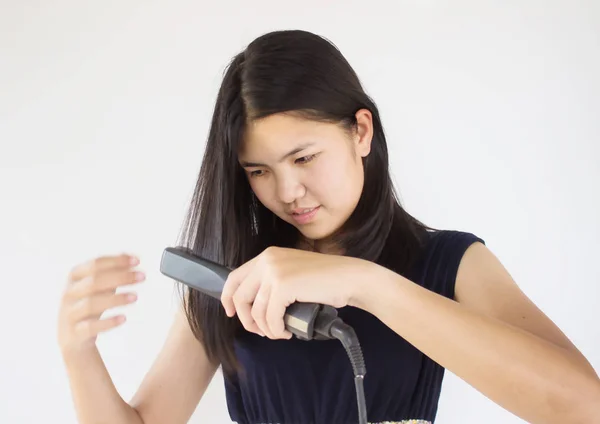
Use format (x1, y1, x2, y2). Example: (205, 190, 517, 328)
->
(249, 169, 265, 177)
(295, 154, 316, 164)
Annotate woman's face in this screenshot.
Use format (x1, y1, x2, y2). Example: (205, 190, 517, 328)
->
(239, 109, 373, 241)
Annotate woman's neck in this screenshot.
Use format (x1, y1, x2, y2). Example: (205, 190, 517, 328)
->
(296, 236, 343, 255)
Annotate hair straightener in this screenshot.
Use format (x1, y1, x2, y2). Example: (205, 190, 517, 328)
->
(159, 246, 368, 424)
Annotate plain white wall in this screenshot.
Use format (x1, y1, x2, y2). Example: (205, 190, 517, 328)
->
(1, 1, 598, 423)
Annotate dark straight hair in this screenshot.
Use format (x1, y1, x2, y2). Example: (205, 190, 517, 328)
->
(175, 29, 432, 377)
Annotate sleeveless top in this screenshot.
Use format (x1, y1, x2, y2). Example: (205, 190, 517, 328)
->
(223, 230, 485, 424)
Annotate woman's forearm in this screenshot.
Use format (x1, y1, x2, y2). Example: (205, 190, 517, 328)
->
(62, 347, 144, 424)
(352, 264, 600, 424)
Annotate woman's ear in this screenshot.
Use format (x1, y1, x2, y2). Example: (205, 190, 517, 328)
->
(354, 108, 373, 157)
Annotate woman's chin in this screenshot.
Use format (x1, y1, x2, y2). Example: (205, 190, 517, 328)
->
(296, 223, 340, 243)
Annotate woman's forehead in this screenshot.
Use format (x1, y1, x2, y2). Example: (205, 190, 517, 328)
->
(241, 114, 345, 155)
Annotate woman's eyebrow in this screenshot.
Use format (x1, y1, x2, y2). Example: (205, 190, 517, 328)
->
(240, 142, 316, 167)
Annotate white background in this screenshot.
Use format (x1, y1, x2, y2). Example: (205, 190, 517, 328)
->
(1, 1, 598, 423)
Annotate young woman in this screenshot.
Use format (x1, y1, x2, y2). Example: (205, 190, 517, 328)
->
(57, 30, 600, 424)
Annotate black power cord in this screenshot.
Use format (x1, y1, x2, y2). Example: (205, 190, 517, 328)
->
(311, 308, 368, 424)
(330, 321, 367, 424)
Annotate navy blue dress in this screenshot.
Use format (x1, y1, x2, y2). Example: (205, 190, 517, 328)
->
(223, 230, 485, 424)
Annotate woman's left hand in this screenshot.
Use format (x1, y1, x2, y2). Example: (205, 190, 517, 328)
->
(220, 246, 370, 339)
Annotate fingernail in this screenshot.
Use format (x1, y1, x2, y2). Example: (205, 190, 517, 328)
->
(129, 256, 139, 265)
(126, 293, 137, 302)
(134, 271, 145, 281)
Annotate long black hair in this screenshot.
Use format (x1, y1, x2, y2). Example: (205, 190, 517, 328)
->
(175, 29, 432, 376)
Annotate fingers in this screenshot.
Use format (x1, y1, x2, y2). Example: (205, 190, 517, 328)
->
(251, 283, 271, 338)
(70, 290, 138, 322)
(73, 314, 128, 342)
(68, 268, 145, 300)
(236, 277, 292, 340)
(265, 289, 293, 339)
(221, 256, 258, 317)
(221, 251, 292, 340)
(68, 253, 138, 284)
(231, 273, 264, 337)
(221, 272, 242, 318)
(58, 253, 143, 357)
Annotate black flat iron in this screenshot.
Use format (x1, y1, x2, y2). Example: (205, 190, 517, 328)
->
(159, 246, 368, 424)
(159, 246, 339, 341)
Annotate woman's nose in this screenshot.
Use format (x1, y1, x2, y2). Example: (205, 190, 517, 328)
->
(276, 174, 306, 204)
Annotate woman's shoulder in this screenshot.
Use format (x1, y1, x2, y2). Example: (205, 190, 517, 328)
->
(411, 228, 486, 298)
(424, 228, 485, 248)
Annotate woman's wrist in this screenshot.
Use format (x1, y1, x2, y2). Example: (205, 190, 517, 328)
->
(347, 259, 398, 313)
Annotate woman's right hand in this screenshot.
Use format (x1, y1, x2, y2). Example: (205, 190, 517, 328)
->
(57, 253, 145, 359)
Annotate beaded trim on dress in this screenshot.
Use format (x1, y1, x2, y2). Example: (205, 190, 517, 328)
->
(372, 421, 431, 424)
(371, 421, 431, 424)
(257, 421, 431, 424)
